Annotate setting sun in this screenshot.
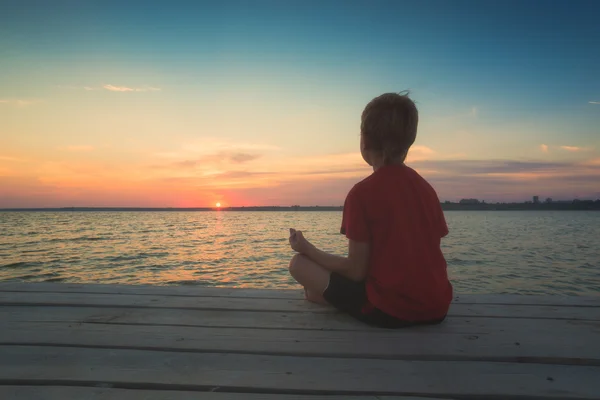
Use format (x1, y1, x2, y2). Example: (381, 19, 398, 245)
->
(216, 202, 221, 208)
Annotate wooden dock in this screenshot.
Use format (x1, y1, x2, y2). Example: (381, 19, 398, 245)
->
(0, 282, 599, 399)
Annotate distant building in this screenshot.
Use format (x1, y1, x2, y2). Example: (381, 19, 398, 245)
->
(459, 199, 480, 205)
(545, 198, 553, 203)
(533, 196, 540, 204)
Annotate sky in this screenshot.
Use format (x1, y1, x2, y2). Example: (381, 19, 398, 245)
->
(1, 0, 599, 207)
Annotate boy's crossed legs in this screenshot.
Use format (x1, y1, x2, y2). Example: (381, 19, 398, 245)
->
(288, 254, 331, 306)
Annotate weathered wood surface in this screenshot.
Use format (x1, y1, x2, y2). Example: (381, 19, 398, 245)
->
(1, 283, 599, 399)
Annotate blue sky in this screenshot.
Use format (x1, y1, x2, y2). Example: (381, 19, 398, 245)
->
(1, 0, 599, 207)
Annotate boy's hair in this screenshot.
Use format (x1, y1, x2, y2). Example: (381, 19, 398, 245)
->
(361, 91, 418, 164)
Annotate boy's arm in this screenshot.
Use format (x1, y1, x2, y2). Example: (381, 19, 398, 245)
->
(304, 239, 370, 282)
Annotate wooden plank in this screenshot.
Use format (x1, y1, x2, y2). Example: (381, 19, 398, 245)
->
(0, 386, 449, 400)
(0, 282, 304, 299)
(2, 321, 598, 364)
(2, 283, 599, 307)
(2, 306, 599, 335)
(1, 346, 599, 398)
(448, 303, 600, 320)
(1, 291, 598, 320)
(453, 294, 600, 307)
(0, 291, 329, 313)
(0, 306, 365, 331)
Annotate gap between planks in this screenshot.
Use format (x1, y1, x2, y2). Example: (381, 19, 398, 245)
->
(0, 386, 452, 400)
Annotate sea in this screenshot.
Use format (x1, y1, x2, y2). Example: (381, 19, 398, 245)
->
(1, 211, 599, 296)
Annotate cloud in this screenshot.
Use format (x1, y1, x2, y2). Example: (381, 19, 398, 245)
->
(560, 146, 592, 152)
(409, 159, 600, 186)
(408, 158, 600, 201)
(412, 159, 567, 175)
(154, 138, 281, 161)
(195, 152, 261, 166)
(158, 152, 262, 169)
(584, 158, 600, 166)
(589, 101, 600, 105)
(540, 144, 549, 153)
(58, 84, 161, 92)
(411, 145, 435, 155)
(179, 139, 280, 154)
(62, 145, 94, 152)
(0, 155, 26, 162)
(229, 153, 261, 163)
(406, 145, 435, 162)
(103, 84, 134, 92)
(103, 84, 161, 92)
(0, 99, 38, 106)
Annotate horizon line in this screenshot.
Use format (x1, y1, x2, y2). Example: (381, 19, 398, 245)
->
(2, 198, 599, 212)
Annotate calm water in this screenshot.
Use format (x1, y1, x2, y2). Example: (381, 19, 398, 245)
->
(1, 211, 599, 295)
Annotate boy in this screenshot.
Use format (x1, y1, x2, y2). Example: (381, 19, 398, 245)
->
(288, 92, 452, 328)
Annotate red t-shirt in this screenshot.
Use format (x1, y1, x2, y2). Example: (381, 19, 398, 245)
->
(341, 164, 452, 321)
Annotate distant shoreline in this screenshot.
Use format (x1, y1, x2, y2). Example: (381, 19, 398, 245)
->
(1, 201, 599, 212)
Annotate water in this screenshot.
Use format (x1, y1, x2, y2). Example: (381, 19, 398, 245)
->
(0, 211, 599, 295)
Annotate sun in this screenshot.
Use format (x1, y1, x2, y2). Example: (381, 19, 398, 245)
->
(215, 202, 221, 208)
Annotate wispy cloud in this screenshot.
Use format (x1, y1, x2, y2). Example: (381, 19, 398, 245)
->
(410, 159, 600, 185)
(560, 145, 592, 152)
(589, 101, 600, 105)
(103, 85, 134, 92)
(103, 84, 161, 92)
(540, 144, 549, 153)
(0, 155, 26, 162)
(585, 158, 600, 166)
(0, 99, 38, 106)
(62, 145, 94, 152)
(155, 138, 280, 160)
(162, 152, 262, 169)
(59, 84, 161, 92)
(229, 153, 261, 163)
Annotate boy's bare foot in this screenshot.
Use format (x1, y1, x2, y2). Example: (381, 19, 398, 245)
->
(305, 289, 329, 306)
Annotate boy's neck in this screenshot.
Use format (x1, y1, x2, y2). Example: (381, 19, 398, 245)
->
(372, 157, 406, 171)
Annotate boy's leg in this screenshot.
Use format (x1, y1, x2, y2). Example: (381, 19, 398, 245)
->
(288, 254, 330, 306)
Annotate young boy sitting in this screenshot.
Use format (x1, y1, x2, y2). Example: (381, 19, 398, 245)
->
(288, 92, 452, 328)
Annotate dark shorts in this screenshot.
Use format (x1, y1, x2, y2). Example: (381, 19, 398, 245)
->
(322, 272, 446, 329)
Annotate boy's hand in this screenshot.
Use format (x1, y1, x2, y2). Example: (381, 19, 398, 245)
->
(289, 228, 311, 254)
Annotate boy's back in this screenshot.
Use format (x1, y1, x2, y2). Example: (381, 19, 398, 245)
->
(341, 163, 452, 321)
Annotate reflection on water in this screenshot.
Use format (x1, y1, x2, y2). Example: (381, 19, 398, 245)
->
(1, 211, 599, 295)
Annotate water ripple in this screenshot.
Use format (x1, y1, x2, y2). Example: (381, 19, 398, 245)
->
(1, 210, 599, 295)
